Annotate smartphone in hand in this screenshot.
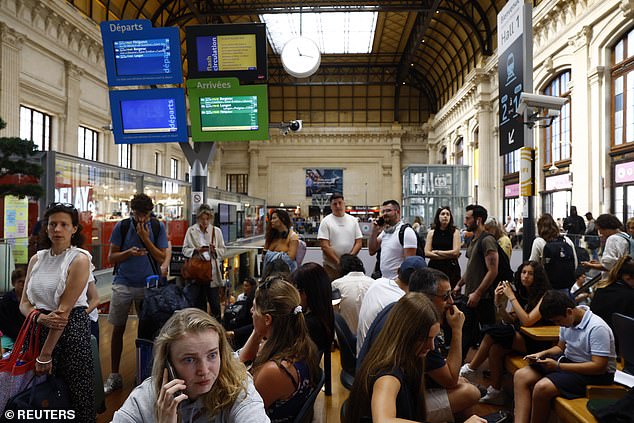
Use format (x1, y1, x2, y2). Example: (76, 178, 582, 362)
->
(166, 360, 183, 398)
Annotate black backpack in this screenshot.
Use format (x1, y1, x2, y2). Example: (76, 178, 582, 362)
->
(543, 236, 576, 289)
(475, 233, 514, 293)
(398, 223, 426, 258)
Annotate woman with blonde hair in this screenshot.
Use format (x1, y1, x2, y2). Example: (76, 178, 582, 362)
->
(113, 308, 269, 423)
(182, 204, 226, 319)
(240, 278, 319, 422)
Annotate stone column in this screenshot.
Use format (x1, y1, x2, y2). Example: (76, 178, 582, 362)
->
(587, 66, 606, 212)
(391, 142, 402, 201)
(0, 24, 24, 136)
(64, 61, 82, 156)
(568, 26, 593, 213)
(248, 142, 259, 197)
(476, 101, 496, 209)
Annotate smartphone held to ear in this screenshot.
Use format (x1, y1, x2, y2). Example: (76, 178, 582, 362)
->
(166, 360, 184, 398)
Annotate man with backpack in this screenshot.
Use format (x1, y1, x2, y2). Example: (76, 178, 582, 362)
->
(368, 199, 418, 280)
(103, 193, 168, 394)
(453, 204, 509, 359)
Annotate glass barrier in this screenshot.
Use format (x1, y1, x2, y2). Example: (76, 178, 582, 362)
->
(0, 237, 27, 294)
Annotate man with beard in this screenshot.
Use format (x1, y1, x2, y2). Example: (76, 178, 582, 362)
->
(368, 200, 417, 280)
(453, 204, 499, 359)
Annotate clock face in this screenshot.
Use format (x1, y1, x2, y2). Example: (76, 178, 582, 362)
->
(281, 37, 321, 78)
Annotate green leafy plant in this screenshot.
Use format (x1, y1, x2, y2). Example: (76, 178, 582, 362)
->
(0, 117, 44, 199)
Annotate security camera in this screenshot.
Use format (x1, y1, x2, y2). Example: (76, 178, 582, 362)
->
(289, 120, 303, 132)
(517, 92, 567, 115)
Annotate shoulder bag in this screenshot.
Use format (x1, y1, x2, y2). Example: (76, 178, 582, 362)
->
(181, 227, 216, 284)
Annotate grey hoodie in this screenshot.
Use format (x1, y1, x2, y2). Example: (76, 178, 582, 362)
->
(111, 375, 270, 423)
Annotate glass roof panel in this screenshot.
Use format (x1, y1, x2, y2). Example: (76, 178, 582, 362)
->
(260, 10, 377, 54)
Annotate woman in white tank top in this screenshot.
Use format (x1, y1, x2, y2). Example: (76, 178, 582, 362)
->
(20, 202, 96, 422)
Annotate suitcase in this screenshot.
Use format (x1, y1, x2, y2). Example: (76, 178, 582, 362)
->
(135, 338, 154, 386)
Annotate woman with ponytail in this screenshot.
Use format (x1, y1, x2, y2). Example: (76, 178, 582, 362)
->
(239, 278, 319, 422)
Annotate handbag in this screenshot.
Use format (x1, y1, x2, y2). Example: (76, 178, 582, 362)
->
(181, 255, 213, 284)
(0, 311, 41, 412)
(4, 375, 71, 421)
(182, 227, 216, 284)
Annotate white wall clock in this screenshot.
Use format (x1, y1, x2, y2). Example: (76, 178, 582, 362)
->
(281, 37, 321, 78)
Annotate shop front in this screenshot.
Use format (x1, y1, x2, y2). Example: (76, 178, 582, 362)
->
(542, 173, 572, 223)
(613, 159, 634, 224)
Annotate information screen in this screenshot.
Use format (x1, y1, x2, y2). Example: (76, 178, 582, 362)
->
(114, 38, 172, 76)
(196, 34, 257, 73)
(121, 98, 178, 134)
(199, 95, 258, 131)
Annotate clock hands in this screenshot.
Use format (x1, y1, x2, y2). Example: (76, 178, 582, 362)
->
(297, 46, 314, 59)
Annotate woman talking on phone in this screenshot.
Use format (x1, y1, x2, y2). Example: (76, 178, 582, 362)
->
(183, 204, 226, 319)
(112, 308, 269, 423)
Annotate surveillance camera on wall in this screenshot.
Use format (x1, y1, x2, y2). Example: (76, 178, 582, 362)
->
(289, 120, 303, 132)
(517, 92, 567, 115)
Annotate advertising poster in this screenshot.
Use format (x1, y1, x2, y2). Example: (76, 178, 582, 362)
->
(4, 195, 28, 264)
(305, 169, 343, 197)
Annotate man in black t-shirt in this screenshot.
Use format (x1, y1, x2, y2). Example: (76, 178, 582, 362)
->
(563, 206, 586, 246)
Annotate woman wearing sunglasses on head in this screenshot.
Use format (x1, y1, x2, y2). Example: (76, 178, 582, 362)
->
(239, 278, 320, 423)
(19, 202, 96, 422)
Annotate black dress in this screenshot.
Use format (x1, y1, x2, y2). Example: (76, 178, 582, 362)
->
(427, 228, 461, 287)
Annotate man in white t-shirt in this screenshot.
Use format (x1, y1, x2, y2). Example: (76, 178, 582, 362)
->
(368, 199, 418, 280)
(318, 193, 363, 280)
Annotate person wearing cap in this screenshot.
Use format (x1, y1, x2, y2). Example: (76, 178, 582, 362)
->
(357, 268, 480, 422)
(356, 256, 427, 354)
(317, 193, 363, 281)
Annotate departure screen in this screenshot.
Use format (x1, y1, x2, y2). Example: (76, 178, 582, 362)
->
(114, 38, 172, 76)
(121, 98, 178, 134)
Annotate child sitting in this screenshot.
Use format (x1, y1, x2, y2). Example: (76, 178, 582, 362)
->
(513, 290, 616, 423)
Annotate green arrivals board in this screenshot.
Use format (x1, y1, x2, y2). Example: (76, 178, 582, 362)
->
(200, 95, 258, 131)
(187, 77, 269, 141)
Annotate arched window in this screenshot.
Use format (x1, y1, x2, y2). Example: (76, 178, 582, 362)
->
(612, 28, 634, 147)
(542, 71, 571, 164)
(455, 137, 464, 164)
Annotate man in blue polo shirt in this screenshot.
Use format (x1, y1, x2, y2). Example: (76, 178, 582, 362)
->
(104, 193, 168, 394)
(358, 268, 480, 422)
(514, 290, 616, 423)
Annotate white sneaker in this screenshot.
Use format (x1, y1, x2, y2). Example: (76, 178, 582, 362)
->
(480, 385, 506, 405)
(104, 373, 123, 395)
(459, 363, 479, 384)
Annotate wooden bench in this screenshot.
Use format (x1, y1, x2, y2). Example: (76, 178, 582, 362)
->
(503, 354, 627, 423)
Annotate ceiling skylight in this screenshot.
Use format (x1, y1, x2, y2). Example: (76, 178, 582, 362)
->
(260, 10, 378, 54)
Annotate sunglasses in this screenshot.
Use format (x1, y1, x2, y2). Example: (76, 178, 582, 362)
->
(432, 291, 455, 302)
(46, 202, 76, 211)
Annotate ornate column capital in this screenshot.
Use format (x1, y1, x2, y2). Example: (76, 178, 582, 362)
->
(621, 0, 634, 19)
(0, 23, 25, 48)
